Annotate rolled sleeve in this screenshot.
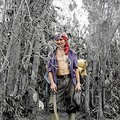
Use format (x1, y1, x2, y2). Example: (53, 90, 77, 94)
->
(73, 53, 78, 69)
(47, 52, 53, 72)
(48, 61, 52, 72)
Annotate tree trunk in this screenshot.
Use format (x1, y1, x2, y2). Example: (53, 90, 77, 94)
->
(85, 70, 91, 119)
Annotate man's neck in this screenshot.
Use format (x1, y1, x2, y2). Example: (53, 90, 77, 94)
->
(56, 47, 65, 55)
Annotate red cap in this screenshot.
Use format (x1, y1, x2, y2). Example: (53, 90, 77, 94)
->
(61, 33, 69, 55)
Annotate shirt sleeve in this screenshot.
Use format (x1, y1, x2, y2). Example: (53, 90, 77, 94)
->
(47, 52, 52, 72)
(73, 52, 78, 69)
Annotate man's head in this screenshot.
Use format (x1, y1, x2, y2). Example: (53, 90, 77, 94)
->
(54, 32, 69, 55)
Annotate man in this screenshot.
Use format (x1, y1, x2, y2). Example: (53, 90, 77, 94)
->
(47, 32, 81, 120)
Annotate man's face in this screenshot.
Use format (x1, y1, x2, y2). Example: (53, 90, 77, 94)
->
(55, 37, 66, 49)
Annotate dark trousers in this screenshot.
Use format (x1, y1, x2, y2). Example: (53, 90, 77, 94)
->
(49, 75, 77, 114)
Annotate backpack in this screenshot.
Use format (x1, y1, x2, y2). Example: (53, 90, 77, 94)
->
(78, 59, 88, 77)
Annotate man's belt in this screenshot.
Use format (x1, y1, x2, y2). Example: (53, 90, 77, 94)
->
(57, 74, 70, 78)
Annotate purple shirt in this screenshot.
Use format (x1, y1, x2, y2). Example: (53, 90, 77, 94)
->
(47, 49, 78, 85)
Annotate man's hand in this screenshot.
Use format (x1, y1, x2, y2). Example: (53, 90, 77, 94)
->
(50, 82, 57, 93)
(75, 83, 81, 91)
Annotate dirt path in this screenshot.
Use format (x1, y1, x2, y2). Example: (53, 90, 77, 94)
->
(19, 111, 120, 120)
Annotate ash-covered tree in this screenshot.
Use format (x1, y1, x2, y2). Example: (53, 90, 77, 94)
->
(82, 0, 120, 119)
(0, 0, 56, 119)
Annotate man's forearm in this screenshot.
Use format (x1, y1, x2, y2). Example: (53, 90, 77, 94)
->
(48, 72, 54, 84)
(75, 68, 81, 85)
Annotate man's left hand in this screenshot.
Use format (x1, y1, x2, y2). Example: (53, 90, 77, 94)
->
(75, 83, 81, 91)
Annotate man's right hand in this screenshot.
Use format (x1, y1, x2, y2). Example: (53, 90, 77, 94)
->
(50, 82, 57, 93)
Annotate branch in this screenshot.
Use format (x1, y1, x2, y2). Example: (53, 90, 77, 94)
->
(110, 20, 120, 39)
